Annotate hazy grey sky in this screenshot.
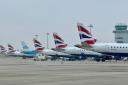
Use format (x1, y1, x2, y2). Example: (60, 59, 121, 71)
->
(0, 0, 128, 49)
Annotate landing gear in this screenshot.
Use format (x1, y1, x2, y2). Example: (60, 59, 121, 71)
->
(22, 56, 26, 59)
(94, 56, 112, 62)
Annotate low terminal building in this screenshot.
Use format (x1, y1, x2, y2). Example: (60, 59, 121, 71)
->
(113, 24, 128, 43)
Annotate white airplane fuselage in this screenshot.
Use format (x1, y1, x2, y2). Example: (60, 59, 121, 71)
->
(91, 43, 128, 57)
(42, 49, 72, 57)
(56, 47, 102, 57)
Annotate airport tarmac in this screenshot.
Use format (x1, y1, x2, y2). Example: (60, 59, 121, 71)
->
(0, 56, 128, 85)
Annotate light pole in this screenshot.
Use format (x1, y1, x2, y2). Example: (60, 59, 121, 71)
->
(88, 24, 93, 34)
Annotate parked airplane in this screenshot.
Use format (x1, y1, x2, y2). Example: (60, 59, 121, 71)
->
(52, 32, 103, 60)
(33, 38, 74, 60)
(21, 41, 38, 57)
(78, 23, 128, 60)
(7, 43, 37, 58)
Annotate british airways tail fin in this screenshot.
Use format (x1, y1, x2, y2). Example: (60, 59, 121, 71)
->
(77, 23, 96, 47)
(33, 38, 44, 52)
(21, 41, 30, 51)
(8, 44, 15, 53)
(0, 45, 6, 53)
(53, 32, 67, 49)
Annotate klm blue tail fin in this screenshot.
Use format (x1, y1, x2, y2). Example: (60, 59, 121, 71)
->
(21, 41, 30, 51)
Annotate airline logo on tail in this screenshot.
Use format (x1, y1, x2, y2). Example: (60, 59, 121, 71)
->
(33, 38, 44, 51)
(8, 44, 15, 53)
(21, 41, 29, 51)
(77, 23, 96, 46)
(53, 33, 67, 49)
(0, 45, 6, 53)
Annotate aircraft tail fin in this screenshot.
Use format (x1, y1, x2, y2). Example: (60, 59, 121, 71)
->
(8, 44, 15, 53)
(53, 32, 67, 49)
(0, 45, 6, 53)
(77, 23, 96, 47)
(21, 41, 30, 51)
(33, 38, 44, 52)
